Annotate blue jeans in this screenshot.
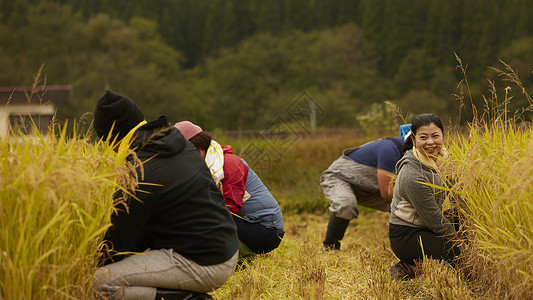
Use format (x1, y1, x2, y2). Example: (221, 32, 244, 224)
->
(232, 216, 284, 254)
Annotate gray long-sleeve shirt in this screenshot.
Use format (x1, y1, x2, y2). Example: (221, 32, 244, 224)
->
(389, 150, 456, 238)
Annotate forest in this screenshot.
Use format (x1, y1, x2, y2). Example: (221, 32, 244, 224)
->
(1, 0, 533, 130)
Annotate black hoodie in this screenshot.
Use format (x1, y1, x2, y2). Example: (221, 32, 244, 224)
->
(101, 116, 238, 266)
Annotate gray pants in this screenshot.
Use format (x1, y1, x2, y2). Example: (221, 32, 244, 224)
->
(320, 155, 390, 220)
(94, 249, 238, 300)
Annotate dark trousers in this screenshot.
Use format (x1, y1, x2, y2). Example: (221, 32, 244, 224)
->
(389, 223, 461, 267)
(232, 216, 284, 254)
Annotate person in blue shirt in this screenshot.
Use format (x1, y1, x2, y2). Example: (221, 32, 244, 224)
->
(237, 159, 285, 256)
(321, 127, 410, 250)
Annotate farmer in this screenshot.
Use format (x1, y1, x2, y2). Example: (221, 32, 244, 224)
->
(92, 90, 238, 300)
(174, 121, 285, 258)
(321, 131, 407, 250)
(388, 113, 461, 279)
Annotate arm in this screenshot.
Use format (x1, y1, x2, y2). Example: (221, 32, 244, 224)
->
(100, 170, 155, 265)
(377, 168, 395, 203)
(375, 139, 402, 203)
(401, 170, 456, 237)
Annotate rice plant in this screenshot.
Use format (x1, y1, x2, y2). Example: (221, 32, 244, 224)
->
(0, 118, 134, 299)
(444, 59, 533, 298)
(446, 120, 533, 298)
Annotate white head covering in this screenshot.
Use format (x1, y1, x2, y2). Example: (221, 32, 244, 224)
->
(205, 140, 225, 189)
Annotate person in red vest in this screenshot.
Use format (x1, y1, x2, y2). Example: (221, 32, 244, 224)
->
(175, 121, 285, 258)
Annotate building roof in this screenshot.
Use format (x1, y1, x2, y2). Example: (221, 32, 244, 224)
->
(0, 85, 73, 104)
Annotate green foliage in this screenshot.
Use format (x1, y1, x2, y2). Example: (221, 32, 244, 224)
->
(355, 102, 400, 137)
(376, 0, 430, 77)
(497, 37, 533, 89)
(2, 0, 533, 130)
(0, 0, 75, 85)
(395, 90, 452, 122)
(186, 24, 376, 130)
(62, 13, 185, 122)
(392, 49, 438, 95)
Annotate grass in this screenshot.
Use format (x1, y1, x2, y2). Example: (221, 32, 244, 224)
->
(213, 211, 479, 299)
(0, 120, 135, 299)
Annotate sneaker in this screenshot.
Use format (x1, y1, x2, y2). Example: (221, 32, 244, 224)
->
(389, 261, 417, 280)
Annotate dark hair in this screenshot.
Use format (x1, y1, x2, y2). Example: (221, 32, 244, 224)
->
(189, 131, 212, 153)
(401, 113, 444, 152)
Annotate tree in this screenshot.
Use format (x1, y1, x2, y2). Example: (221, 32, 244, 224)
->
(220, 0, 256, 48)
(188, 24, 376, 130)
(202, 0, 225, 60)
(19, 2, 77, 84)
(375, 0, 429, 77)
(283, 0, 316, 32)
(60, 14, 185, 122)
(459, 0, 494, 79)
(423, 0, 462, 68)
(357, 0, 386, 48)
(255, 0, 284, 34)
(336, 0, 359, 26)
(395, 90, 451, 122)
(392, 49, 437, 96)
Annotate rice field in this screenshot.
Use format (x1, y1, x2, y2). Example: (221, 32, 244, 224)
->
(1, 62, 532, 298)
(214, 211, 478, 299)
(1, 119, 531, 299)
(213, 118, 533, 299)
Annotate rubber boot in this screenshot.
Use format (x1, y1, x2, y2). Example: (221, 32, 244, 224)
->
(323, 214, 350, 250)
(154, 288, 213, 300)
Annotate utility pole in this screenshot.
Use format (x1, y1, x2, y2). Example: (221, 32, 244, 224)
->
(308, 99, 316, 131)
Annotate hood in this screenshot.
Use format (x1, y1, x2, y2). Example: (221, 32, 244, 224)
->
(131, 115, 186, 158)
(222, 144, 234, 155)
(396, 149, 423, 173)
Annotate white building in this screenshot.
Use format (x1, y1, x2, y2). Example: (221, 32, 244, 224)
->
(0, 85, 72, 138)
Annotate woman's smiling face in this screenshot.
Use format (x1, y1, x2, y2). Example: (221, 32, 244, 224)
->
(412, 123, 443, 160)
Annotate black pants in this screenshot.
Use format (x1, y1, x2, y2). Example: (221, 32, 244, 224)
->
(233, 216, 284, 254)
(389, 223, 460, 267)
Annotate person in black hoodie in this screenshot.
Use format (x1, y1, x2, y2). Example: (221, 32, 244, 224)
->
(92, 90, 239, 300)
